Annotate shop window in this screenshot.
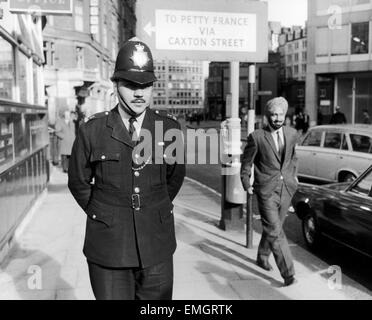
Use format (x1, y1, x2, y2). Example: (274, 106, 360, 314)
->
(0, 37, 15, 100)
(33, 62, 40, 105)
(0, 114, 14, 168)
(351, 22, 369, 54)
(18, 52, 30, 104)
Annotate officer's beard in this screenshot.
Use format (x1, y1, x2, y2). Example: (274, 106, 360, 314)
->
(116, 86, 148, 118)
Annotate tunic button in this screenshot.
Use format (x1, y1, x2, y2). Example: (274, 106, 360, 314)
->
(280, 176, 284, 180)
(134, 187, 140, 193)
(134, 171, 140, 177)
(101, 155, 106, 160)
(92, 215, 97, 219)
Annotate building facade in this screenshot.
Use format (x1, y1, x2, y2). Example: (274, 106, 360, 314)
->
(0, 2, 48, 261)
(152, 60, 205, 116)
(278, 26, 307, 115)
(306, 0, 372, 124)
(43, 0, 136, 124)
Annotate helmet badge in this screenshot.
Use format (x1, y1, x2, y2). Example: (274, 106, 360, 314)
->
(131, 43, 149, 69)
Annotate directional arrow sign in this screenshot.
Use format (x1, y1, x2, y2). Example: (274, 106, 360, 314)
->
(136, 0, 268, 62)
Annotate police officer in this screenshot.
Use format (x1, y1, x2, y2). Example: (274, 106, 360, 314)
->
(68, 37, 185, 300)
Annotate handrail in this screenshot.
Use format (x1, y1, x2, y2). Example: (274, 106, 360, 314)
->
(0, 98, 46, 111)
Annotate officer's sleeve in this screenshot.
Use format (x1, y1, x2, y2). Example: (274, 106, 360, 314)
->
(240, 133, 257, 191)
(68, 123, 92, 211)
(166, 122, 186, 202)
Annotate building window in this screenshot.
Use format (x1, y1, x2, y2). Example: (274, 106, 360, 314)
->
(302, 64, 307, 73)
(351, 22, 369, 54)
(75, 0, 84, 32)
(0, 36, 15, 100)
(302, 52, 307, 60)
(294, 65, 299, 75)
(294, 53, 299, 62)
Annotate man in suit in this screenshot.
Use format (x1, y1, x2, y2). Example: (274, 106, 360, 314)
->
(55, 110, 76, 172)
(241, 97, 298, 286)
(68, 38, 185, 299)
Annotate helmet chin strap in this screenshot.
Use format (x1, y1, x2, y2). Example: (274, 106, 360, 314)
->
(116, 83, 147, 118)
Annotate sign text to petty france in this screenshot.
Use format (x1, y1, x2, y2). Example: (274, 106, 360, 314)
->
(151, 10, 256, 52)
(9, 0, 73, 15)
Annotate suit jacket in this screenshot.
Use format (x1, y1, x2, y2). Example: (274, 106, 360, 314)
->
(68, 106, 185, 268)
(240, 125, 299, 198)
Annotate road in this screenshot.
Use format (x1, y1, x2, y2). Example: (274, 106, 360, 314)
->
(182, 121, 372, 293)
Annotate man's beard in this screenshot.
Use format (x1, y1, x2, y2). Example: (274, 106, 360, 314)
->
(269, 120, 283, 130)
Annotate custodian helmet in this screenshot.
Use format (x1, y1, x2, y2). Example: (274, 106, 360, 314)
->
(111, 37, 157, 85)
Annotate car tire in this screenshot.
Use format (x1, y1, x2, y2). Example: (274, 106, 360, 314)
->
(341, 173, 356, 182)
(302, 212, 321, 251)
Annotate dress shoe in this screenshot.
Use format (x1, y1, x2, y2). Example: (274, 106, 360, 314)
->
(284, 276, 298, 287)
(256, 259, 273, 271)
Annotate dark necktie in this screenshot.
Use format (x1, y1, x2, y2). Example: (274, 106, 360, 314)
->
(277, 131, 284, 161)
(128, 116, 138, 141)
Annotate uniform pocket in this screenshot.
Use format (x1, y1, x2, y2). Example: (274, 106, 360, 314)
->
(86, 201, 114, 227)
(90, 150, 121, 188)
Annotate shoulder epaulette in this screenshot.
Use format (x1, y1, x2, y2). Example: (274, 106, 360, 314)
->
(87, 111, 110, 122)
(153, 109, 178, 122)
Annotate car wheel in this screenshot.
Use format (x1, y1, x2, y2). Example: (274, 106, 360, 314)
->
(302, 213, 321, 250)
(341, 173, 356, 182)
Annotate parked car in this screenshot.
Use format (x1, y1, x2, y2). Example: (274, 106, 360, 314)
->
(296, 124, 372, 182)
(292, 165, 372, 258)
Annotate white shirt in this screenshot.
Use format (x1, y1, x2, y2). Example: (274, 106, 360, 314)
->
(269, 125, 285, 152)
(118, 107, 146, 136)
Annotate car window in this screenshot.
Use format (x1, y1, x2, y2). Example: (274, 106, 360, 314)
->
(350, 134, 372, 154)
(341, 134, 349, 150)
(302, 130, 322, 147)
(324, 132, 342, 149)
(350, 169, 372, 197)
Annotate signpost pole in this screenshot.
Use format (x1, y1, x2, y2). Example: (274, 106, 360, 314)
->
(246, 64, 256, 248)
(220, 61, 245, 231)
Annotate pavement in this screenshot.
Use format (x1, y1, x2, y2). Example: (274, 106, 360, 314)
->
(0, 165, 371, 300)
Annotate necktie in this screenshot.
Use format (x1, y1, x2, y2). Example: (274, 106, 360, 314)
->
(277, 131, 284, 161)
(128, 116, 138, 142)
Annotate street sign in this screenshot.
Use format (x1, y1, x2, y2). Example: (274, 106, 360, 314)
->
(9, 0, 73, 15)
(136, 0, 268, 62)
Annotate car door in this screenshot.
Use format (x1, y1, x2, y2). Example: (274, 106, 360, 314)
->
(316, 130, 342, 182)
(296, 129, 323, 179)
(344, 168, 372, 256)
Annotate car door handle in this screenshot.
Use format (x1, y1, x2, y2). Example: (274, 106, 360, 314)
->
(360, 206, 371, 211)
(312, 153, 316, 156)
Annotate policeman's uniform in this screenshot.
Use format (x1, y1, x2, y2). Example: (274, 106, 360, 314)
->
(68, 38, 185, 300)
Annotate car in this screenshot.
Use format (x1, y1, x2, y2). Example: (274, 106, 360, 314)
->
(296, 124, 372, 182)
(292, 165, 372, 258)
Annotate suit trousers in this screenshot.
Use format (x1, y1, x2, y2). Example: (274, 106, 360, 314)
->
(87, 258, 173, 300)
(256, 181, 295, 279)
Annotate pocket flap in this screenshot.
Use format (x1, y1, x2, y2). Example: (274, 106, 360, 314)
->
(158, 203, 174, 223)
(86, 202, 114, 227)
(90, 151, 120, 162)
